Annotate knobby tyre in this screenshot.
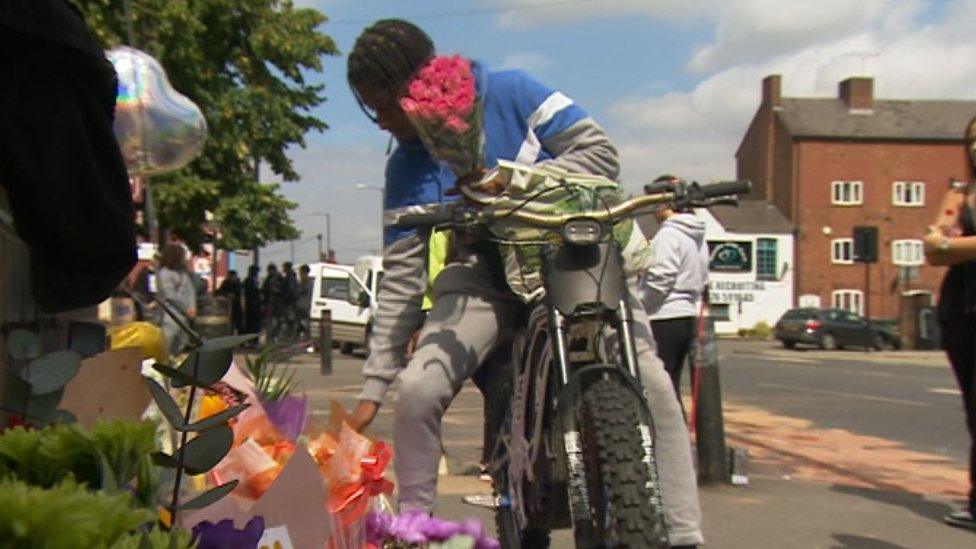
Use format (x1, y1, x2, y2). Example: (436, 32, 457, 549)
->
(576, 375, 669, 548)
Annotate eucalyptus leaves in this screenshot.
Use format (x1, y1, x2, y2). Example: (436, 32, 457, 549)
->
(148, 333, 257, 525)
(1, 328, 80, 425)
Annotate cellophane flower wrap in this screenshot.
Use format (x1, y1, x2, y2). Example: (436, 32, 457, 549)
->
(400, 55, 484, 178)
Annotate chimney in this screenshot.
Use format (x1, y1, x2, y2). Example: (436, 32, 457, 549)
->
(762, 74, 782, 108)
(839, 77, 873, 110)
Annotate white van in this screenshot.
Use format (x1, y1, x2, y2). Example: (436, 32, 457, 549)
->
(309, 255, 384, 354)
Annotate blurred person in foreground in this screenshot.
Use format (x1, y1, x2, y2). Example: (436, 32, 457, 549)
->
(924, 116, 976, 531)
(0, 0, 136, 312)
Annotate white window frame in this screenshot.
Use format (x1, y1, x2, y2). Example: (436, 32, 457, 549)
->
(892, 181, 925, 207)
(831, 289, 864, 315)
(831, 180, 863, 206)
(831, 238, 854, 265)
(891, 239, 924, 266)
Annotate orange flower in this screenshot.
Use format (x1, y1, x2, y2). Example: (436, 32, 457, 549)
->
(197, 394, 228, 420)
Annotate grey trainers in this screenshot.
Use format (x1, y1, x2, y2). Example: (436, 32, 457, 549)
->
(944, 508, 976, 531)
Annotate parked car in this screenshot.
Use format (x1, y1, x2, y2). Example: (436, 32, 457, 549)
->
(774, 308, 901, 351)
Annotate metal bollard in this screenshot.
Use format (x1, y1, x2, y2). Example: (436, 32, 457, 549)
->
(692, 314, 729, 484)
(319, 309, 332, 375)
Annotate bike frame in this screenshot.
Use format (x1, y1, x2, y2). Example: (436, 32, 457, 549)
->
(500, 239, 667, 544)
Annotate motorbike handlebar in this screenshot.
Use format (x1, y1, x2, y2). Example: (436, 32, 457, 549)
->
(697, 180, 751, 199)
(395, 208, 457, 229)
(392, 179, 752, 230)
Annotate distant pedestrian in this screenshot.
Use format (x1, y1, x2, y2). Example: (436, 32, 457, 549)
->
(243, 265, 263, 340)
(281, 261, 299, 312)
(925, 118, 976, 531)
(261, 263, 282, 320)
(217, 270, 244, 334)
(641, 175, 710, 409)
(263, 263, 292, 342)
(157, 243, 197, 358)
(296, 264, 313, 339)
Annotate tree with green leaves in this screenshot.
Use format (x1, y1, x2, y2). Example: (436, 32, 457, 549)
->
(75, 0, 338, 250)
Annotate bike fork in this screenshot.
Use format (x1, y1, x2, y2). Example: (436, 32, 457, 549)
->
(550, 308, 598, 544)
(616, 298, 641, 381)
(617, 300, 669, 544)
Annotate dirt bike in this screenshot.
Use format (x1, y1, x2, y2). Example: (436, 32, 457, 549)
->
(396, 176, 750, 548)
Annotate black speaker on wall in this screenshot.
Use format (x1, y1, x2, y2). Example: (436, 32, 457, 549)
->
(853, 225, 878, 263)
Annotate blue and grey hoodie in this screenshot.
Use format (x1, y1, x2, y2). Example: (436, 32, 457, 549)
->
(360, 62, 620, 403)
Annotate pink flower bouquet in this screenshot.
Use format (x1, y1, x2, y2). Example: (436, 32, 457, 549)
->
(400, 55, 484, 178)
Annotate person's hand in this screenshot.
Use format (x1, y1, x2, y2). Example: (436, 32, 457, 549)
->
(349, 400, 380, 432)
(405, 329, 421, 358)
(923, 225, 947, 254)
(446, 168, 505, 201)
(186, 307, 197, 319)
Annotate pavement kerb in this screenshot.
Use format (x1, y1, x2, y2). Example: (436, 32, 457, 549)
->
(730, 347, 949, 367)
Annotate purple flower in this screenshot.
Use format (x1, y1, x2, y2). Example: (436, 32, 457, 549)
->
(262, 395, 309, 441)
(365, 509, 500, 549)
(191, 516, 265, 549)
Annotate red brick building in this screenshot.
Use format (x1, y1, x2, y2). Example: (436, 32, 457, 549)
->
(737, 74, 976, 319)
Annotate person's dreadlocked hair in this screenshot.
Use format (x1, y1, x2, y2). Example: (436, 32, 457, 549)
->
(348, 19, 434, 104)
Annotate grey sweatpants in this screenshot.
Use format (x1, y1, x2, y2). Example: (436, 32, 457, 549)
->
(393, 254, 704, 546)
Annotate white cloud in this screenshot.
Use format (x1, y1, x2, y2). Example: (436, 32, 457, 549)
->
(498, 51, 556, 73)
(687, 0, 899, 73)
(608, 0, 976, 190)
(494, 0, 716, 29)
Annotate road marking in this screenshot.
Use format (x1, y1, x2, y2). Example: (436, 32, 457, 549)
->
(771, 356, 817, 364)
(756, 382, 928, 407)
(928, 387, 962, 396)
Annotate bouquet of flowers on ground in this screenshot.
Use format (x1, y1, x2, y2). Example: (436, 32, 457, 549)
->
(399, 55, 484, 180)
(365, 507, 499, 549)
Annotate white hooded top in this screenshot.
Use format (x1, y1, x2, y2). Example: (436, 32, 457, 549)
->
(641, 212, 709, 321)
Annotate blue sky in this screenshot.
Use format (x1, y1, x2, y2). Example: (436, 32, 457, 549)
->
(248, 0, 972, 266)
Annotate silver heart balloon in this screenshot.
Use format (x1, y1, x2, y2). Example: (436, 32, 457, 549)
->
(107, 46, 207, 176)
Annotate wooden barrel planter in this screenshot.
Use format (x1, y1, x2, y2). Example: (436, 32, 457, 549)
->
(194, 295, 232, 339)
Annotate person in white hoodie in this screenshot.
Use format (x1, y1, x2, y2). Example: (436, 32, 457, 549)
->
(642, 177, 711, 403)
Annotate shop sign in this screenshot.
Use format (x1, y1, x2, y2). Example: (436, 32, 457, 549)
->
(708, 241, 752, 272)
(709, 280, 766, 304)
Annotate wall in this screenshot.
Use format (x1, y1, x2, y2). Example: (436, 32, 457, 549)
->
(791, 139, 968, 318)
(698, 210, 795, 334)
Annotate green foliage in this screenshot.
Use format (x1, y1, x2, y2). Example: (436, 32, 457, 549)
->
(146, 335, 253, 522)
(738, 321, 774, 339)
(75, 0, 339, 249)
(6, 329, 41, 360)
(178, 478, 239, 511)
(0, 421, 159, 507)
(1, 329, 81, 425)
(0, 479, 157, 549)
(114, 526, 196, 549)
(243, 344, 297, 402)
(90, 420, 161, 505)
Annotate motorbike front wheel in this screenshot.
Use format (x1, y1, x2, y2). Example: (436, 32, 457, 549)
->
(575, 374, 670, 548)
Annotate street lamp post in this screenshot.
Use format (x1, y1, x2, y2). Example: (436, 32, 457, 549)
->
(355, 184, 386, 251)
(308, 211, 331, 261)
